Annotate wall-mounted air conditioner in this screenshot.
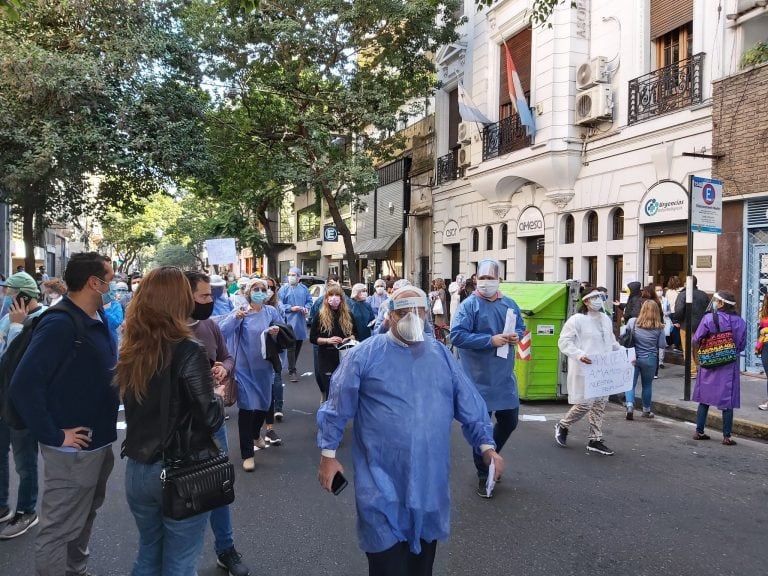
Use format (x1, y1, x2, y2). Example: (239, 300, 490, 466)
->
(576, 56, 609, 90)
(458, 145, 471, 168)
(458, 122, 471, 144)
(575, 85, 613, 125)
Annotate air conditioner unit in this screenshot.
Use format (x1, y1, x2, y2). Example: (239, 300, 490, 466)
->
(576, 56, 609, 90)
(458, 121, 472, 144)
(575, 85, 613, 125)
(457, 145, 471, 168)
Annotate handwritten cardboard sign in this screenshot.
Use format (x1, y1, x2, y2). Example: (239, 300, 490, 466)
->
(582, 349, 634, 399)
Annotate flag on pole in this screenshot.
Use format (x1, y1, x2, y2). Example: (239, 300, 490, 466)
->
(458, 83, 492, 125)
(503, 42, 536, 137)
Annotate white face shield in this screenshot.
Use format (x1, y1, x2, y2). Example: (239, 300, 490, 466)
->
(389, 293, 429, 343)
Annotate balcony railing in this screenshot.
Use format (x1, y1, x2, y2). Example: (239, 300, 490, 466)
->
(436, 151, 458, 186)
(482, 112, 531, 161)
(628, 52, 704, 126)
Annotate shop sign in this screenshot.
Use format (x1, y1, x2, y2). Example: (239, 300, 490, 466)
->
(638, 181, 688, 224)
(443, 219, 460, 244)
(516, 206, 545, 238)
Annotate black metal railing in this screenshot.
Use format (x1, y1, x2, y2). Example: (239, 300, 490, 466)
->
(482, 112, 531, 161)
(628, 52, 704, 126)
(436, 151, 458, 185)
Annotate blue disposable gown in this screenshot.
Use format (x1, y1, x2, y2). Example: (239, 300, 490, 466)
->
(317, 333, 494, 554)
(349, 299, 375, 341)
(103, 301, 123, 346)
(213, 286, 234, 317)
(219, 305, 282, 410)
(278, 284, 312, 341)
(450, 294, 526, 411)
(366, 292, 388, 313)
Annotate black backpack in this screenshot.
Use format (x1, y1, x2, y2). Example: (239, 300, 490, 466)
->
(0, 305, 88, 430)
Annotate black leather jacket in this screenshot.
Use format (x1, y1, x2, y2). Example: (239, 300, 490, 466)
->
(122, 338, 224, 464)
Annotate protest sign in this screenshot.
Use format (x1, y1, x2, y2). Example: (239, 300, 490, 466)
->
(204, 238, 237, 265)
(582, 349, 634, 399)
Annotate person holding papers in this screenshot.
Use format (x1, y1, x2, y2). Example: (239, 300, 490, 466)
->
(555, 285, 623, 455)
(451, 259, 525, 498)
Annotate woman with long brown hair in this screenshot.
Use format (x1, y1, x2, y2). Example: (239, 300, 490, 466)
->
(310, 284, 357, 402)
(119, 267, 224, 576)
(623, 300, 666, 420)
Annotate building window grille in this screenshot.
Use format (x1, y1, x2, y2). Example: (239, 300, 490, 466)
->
(500, 224, 508, 249)
(612, 208, 624, 240)
(486, 226, 494, 250)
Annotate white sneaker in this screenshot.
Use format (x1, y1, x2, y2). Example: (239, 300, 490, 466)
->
(758, 401, 768, 411)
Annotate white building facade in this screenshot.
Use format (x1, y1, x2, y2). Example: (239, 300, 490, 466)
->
(429, 0, 755, 299)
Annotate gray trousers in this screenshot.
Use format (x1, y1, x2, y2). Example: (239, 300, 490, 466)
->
(36, 445, 114, 576)
(559, 397, 607, 441)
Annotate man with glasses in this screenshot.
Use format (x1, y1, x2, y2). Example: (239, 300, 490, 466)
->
(10, 252, 119, 576)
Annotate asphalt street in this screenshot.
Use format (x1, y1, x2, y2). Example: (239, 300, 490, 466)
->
(1, 343, 767, 576)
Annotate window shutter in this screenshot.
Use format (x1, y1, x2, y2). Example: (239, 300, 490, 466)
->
(499, 27, 532, 113)
(651, 0, 693, 40)
(448, 88, 460, 148)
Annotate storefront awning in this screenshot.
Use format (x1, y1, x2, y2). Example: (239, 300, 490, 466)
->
(354, 235, 400, 259)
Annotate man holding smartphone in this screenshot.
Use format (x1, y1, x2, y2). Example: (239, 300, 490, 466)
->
(317, 287, 502, 576)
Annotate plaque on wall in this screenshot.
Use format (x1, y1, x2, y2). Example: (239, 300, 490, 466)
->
(696, 255, 712, 269)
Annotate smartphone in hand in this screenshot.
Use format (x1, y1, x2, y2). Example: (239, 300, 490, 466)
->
(331, 471, 348, 495)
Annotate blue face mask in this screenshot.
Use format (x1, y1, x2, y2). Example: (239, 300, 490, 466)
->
(2, 295, 13, 310)
(250, 291, 268, 304)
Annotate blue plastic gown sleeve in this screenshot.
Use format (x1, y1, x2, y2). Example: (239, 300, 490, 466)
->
(450, 298, 493, 349)
(316, 350, 361, 451)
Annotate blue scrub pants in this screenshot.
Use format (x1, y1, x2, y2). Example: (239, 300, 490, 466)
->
(209, 424, 234, 555)
(473, 408, 518, 479)
(366, 539, 437, 576)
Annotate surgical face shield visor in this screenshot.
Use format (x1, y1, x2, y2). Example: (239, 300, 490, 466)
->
(389, 296, 428, 342)
(476, 260, 500, 279)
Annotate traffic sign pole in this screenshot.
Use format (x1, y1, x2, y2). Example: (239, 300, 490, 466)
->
(684, 175, 693, 401)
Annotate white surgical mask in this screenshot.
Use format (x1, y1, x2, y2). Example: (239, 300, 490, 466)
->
(288, 275, 298, 286)
(476, 279, 500, 298)
(375, 286, 385, 295)
(396, 312, 425, 342)
(587, 298, 603, 311)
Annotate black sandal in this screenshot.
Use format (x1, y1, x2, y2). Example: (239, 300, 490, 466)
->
(722, 437, 737, 446)
(692, 432, 710, 440)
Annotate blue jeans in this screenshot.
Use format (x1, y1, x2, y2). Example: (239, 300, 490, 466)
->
(0, 420, 38, 513)
(125, 459, 210, 576)
(696, 404, 734, 437)
(473, 408, 518, 479)
(209, 424, 234, 555)
(625, 353, 656, 411)
(272, 370, 284, 412)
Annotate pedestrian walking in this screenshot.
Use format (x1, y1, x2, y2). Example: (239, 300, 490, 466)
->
(0, 272, 47, 539)
(310, 284, 357, 403)
(10, 252, 119, 576)
(210, 274, 234, 317)
(261, 276, 286, 439)
(622, 281, 643, 323)
(665, 276, 682, 350)
(350, 283, 375, 341)
(691, 290, 747, 445)
(119, 267, 225, 576)
(450, 259, 525, 498)
(755, 294, 768, 411)
(185, 271, 251, 576)
(429, 278, 447, 327)
(672, 275, 710, 378)
(219, 279, 282, 471)
(555, 285, 622, 455)
(278, 267, 312, 382)
(624, 300, 666, 420)
(317, 286, 502, 576)
(366, 279, 388, 313)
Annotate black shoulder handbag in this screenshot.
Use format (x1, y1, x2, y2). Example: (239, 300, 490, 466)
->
(160, 346, 235, 520)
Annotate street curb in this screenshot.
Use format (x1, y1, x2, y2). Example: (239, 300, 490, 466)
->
(650, 400, 768, 441)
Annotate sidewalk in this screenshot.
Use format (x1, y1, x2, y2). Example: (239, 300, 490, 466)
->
(633, 361, 768, 441)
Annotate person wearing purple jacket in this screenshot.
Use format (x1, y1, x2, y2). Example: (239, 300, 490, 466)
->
(691, 290, 747, 445)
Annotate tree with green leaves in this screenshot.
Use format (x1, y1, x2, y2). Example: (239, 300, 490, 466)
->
(0, 0, 210, 271)
(185, 0, 462, 284)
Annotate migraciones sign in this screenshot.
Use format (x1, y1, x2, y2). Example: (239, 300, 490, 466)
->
(638, 181, 688, 224)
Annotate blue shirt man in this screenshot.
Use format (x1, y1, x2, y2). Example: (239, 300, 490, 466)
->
(277, 267, 312, 381)
(317, 287, 502, 575)
(450, 259, 525, 499)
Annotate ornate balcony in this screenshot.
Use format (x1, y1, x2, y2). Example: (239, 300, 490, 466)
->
(436, 151, 458, 186)
(481, 112, 531, 161)
(628, 52, 704, 126)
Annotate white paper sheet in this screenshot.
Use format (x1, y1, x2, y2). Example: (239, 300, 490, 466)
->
(486, 459, 496, 497)
(496, 309, 518, 358)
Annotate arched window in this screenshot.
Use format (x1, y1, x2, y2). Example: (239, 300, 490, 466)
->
(612, 208, 624, 240)
(586, 211, 599, 242)
(563, 214, 575, 244)
(471, 228, 479, 252)
(485, 226, 494, 250)
(500, 223, 508, 249)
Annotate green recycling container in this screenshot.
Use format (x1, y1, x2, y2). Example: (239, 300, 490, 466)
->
(499, 281, 579, 400)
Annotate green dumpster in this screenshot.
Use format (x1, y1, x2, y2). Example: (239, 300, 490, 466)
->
(499, 281, 580, 400)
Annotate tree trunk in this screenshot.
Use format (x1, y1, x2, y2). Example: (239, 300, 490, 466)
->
(22, 201, 35, 275)
(320, 182, 359, 285)
(257, 211, 280, 277)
